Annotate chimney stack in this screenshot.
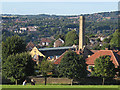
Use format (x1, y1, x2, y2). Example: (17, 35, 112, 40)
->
(79, 16, 85, 50)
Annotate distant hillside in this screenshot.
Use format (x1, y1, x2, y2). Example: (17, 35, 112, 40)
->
(84, 11, 118, 34)
(2, 11, 118, 43)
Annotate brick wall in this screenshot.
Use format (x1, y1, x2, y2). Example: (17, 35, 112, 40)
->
(29, 77, 72, 84)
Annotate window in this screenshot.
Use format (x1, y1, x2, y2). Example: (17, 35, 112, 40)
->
(34, 49, 36, 53)
(46, 42, 49, 46)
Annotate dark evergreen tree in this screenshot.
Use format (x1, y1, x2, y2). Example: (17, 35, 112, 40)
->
(58, 50, 87, 85)
(2, 35, 26, 59)
(2, 52, 35, 85)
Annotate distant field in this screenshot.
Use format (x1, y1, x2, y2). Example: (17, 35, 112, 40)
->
(1, 85, 120, 88)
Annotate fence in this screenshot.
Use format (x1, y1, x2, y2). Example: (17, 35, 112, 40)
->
(29, 77, 72, 84)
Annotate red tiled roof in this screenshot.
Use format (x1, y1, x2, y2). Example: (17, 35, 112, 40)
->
(74, 50, 82, 55)
(55, 39, 62, 43)
(54, 40, 63, 47)
(117, 51, 120, 56)
(111, 50, 120, 63)
(54, 50, 81, 65)
(41, 38, 51, 43)
(54, 38, 64, 47)
(115, 51, 120, 65)
(86, 50, 119, 67)
(26, 41, 35, 49)
(54, 51, 67, 64)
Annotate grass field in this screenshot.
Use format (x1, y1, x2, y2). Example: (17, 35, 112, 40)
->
(1, 85, 120, 88)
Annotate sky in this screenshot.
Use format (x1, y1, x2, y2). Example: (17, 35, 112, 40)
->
(1, 0, 120, 2)
(1, 0, 119, 15)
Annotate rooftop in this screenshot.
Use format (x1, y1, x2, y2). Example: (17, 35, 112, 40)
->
(39, 46, 75, 51)
(86, 50, 120, 67)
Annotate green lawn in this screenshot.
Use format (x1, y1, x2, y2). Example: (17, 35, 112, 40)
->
(1, 85, 120, 88)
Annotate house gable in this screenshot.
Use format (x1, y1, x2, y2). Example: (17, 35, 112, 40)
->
(86, 50, 120, 68)
(30, 47, 45, 58)
(26, 41, 35, 51)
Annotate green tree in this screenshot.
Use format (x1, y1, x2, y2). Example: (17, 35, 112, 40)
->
(92, 55, 116, 85)
(103, 38, 110, 43)
(47, 40, 55, 48)
(110, 29, 120, 50)
(2, 52, 35, 85)
(101, 43, 110, 50)
(65, 30, 79, 46)
(92, 43, 101, 50)
(39, 58, 54, 85)
(89, 34, 96, 38)
(2, 30, 14, 42)
(2, 35, 26, 59)
(96, 38, 101, 42)
(58, 50, 87, 85)
(55, 34, 65, 41)
(85, 36, 90, 45)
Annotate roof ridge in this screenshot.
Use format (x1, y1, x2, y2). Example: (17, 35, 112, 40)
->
(86, 50, 101, 60)
(99, 50, 112, 51)
(38, 46, 74, 50)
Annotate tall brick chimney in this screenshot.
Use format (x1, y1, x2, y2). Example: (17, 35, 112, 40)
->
(79, 16, 85, 50)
